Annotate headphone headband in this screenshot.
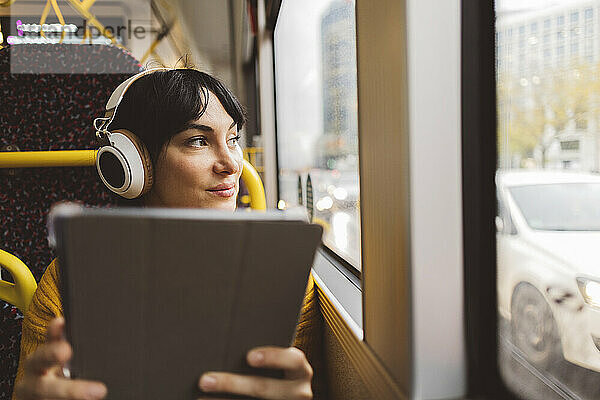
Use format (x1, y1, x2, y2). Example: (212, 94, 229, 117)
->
(95, 67, 174, 199)
(95, 67, 173, 140)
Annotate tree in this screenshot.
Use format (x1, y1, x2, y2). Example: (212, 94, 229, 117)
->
(497, 62, 600, 169)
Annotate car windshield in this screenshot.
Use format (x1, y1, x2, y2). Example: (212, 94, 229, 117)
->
(509, 183, 600, 231)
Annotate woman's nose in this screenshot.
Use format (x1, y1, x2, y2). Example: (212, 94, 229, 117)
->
(213, 146, 240, 175)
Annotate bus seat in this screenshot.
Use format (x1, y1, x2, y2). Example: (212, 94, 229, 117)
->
(0, 43, 141, 399)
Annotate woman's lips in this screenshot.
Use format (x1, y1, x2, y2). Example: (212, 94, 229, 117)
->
(207, 185, 236, 198)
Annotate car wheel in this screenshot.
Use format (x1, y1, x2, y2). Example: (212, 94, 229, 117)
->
(511, 283, 563, 370)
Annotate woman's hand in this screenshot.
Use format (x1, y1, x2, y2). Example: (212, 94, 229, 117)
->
(198, 346, 313, 400)
(14, 317, 107, 400)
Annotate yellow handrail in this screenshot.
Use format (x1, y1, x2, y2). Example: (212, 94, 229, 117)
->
(0, 250, 37, 313)
(241, 159, 266, 211)
(0, 150, 98, 168)
(0, 150, 267, 209)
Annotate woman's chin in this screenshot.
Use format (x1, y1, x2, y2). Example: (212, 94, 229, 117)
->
(203, 198, 237, 211)
(142, 194, 237, 210)
(211, 203, 237, 211)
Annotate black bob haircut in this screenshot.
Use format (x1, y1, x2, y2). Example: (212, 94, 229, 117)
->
(108, 68, 246, 164)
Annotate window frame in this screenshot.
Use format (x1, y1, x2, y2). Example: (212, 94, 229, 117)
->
(462, 0, 521, 398)
(312, 247, 362, 332)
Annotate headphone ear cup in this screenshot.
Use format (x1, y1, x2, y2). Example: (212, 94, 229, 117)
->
(114, 129, 154, 197)
(96, 129, 153, 199)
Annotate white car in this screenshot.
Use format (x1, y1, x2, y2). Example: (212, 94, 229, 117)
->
(497, 170, 600, 372)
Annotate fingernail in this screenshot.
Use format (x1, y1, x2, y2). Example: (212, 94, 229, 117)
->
(87, 384, 107, 399)
(249, 351, 264, 365)
(200, 374, 217, 391)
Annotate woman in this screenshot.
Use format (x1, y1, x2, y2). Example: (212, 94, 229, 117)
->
(13, 69, 319, 400)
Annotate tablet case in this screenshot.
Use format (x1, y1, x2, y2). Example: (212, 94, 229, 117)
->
(51, 206, 322, 399)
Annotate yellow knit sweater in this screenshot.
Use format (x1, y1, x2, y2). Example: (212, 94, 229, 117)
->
(13, 258, 323, 399)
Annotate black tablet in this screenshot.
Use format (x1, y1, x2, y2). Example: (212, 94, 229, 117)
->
(49, 204, 322, 399)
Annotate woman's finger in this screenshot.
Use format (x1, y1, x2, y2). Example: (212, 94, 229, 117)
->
(199, 372, 311, 400)
(23, 341, 72, 376)
(16, 375, 107, 400)
(247, 347, 313, 380)
(46, 317, 66, 342)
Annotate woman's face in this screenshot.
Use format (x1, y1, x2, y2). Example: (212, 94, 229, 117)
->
(144, 92, 244, 210)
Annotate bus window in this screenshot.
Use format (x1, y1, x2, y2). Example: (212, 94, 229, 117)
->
(496, 1, 600, 398)
(274, 0, 361, 271)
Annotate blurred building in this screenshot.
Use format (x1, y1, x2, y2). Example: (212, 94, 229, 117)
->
(497, 0, 600, 78)
(544, 125, 600, 171)
(497, 0, 600, 172)
(317, 0, 358, 171)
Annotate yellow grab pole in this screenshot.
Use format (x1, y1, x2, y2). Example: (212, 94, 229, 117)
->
(241, 159, 266, 211)
(38, 0, 53, 38)
(0, 150, 97, 168)
(79, 0, 97, 11)
(65, 0, 121, 47)
(0, 250, 37, 313)
(0, 151, 267, 210)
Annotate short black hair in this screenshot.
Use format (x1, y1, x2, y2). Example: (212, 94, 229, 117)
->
(108, 68, 246, 163)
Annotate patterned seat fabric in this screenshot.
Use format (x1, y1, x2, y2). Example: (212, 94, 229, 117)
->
(0, 44, 142, 400)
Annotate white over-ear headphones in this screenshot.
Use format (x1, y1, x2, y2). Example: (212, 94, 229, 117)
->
(94, 68, 172, 199)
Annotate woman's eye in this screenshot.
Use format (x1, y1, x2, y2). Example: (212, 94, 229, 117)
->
(188, 137, 208, 147)
(228, 135, 241, 146)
